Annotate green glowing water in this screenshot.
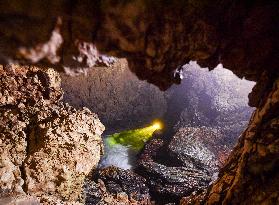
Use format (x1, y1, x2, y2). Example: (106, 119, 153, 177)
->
(106, 125, 158, 151)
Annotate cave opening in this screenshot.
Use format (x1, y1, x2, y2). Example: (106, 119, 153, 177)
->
(61, 59, 255, 204)
(0, 1, 278, 204)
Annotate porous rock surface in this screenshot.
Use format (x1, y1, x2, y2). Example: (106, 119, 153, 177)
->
(0, 1, 278, 204)
(0, 65, 105, 204)
(0, 1, 278, 90)
(84, 166, 151, 205)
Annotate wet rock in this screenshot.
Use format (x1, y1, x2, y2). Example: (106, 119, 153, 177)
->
(136, 128, 223, 203)
(168, 127, 229, 173)
(0, 65, 105, 203)
(84, 166, 152, 205)
(94, 166, 150, 202)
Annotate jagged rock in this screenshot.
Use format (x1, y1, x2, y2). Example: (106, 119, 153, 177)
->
(0, 1, 278, 90)
(180, 190, 206, 205)
(0, 1, 278, 204)
(202, 78, 279, 205)
(0, 65, 105, 204)
(168, 127, 229, 173)
(136, 129, 220, 203)
(84, 180, 151, 205)
(85, 166, 151, 204)
(61, 59, 166, 133)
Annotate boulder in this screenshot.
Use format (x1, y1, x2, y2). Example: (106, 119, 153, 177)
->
(0, 64, 105, 203)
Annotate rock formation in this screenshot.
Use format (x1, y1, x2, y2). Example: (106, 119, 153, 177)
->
(203, 78, 279, 205)
(61, 56, 256, 204)
(0, 1, 278, 204)
(0, 65, 105, 204)
(136, 127, 229, 203)
(165, 62, 255, 148)
(61, 59, 166, 133)
(0, 1, 278, 90)
(85, 166, 151, 204)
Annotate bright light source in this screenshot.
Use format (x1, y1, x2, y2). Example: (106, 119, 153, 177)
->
(152, 121, 163, 130)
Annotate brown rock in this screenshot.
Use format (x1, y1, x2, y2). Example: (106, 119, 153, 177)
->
(204, 78, 279, 205)
(0, 65, 105, 203)
(61, 59, 166, 132)
(0, 1, 278, 90)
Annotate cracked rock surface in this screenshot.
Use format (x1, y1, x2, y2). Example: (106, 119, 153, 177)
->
(0, 65, 105, 204)
(0, 1, 278, 90)
(0, 1, 278, 204)
(135, 128, 227, 203)
(84, 166, 151, 205)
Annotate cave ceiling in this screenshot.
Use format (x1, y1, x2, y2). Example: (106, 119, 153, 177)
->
(0, 0, 278, 92)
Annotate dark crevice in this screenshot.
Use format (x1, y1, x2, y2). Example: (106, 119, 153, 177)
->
(20, 124, 33, 194)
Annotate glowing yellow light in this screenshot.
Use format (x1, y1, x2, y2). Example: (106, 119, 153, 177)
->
(152, 121, 163, 130)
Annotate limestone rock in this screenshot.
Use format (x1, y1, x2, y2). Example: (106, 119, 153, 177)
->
(0, 1, 278, 89)
(0, 1, 278, 204)
(0, 65, 105, 204)
(24, 104, 104, 201)
(61, 59, 166, 133)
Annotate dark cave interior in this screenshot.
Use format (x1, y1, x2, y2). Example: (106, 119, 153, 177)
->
(61, 60, 255, 204)
(0, 1, 278, 204)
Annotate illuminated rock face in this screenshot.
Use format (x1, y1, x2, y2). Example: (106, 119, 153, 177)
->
(61, 58, 256, 203)
(203, 79, 279, 205)
(61, 59, 167, 133)
(136, 127, 228, 203)
(0, 1, 278, 204)
(0, 65, 104, 204)
(166, 62, 255, 148)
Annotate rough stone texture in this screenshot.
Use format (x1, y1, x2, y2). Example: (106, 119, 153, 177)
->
(0, 1, 278, 89)
(0, 65, 105, 204)
(62, 60, 253, 143)
(61, 58, 167, 133)
(61, 60, 255, 204)
(84, 179, 152, 205)
(168, 127, 230, 173)
(202, 78, 279, 205)
(85, 166, 151, 204)
(0, 1, 278, 204)
(136, 126, 231, 203)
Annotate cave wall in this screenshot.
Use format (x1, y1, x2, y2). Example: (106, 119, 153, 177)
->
(0, 1, 278, 204)
(166, 63, 255, 147)
(203, 78, 279, 205)
(0, 0, 278, 89)
(61, 59, 167, 133)
(0, 65, 105, 204)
